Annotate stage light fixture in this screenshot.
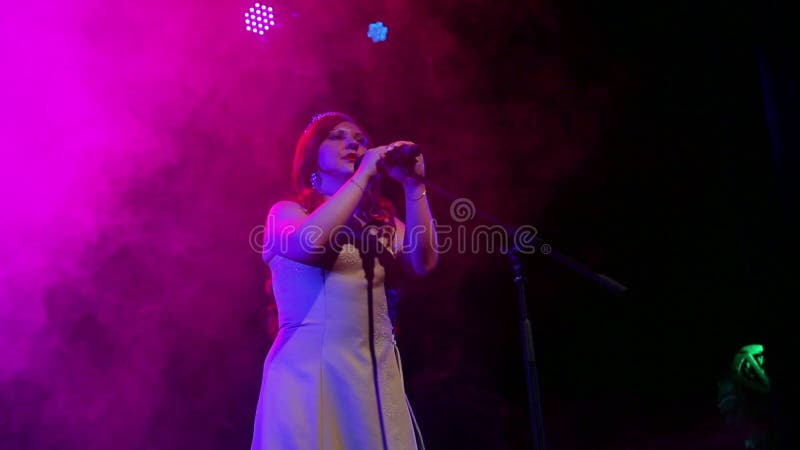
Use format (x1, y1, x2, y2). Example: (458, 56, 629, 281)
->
(367, 21, 388, 43)
(244, 3, 275, 36)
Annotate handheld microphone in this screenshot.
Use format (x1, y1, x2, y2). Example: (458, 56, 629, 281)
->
(354, 144, 421, 174)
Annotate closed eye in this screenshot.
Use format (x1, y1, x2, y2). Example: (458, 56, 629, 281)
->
(327, 131, 345, 140)
(327, 130, 367, 146)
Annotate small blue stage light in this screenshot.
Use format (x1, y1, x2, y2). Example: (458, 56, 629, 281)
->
(367, 21, 388, 43)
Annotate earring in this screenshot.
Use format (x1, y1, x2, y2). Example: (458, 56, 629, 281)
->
(309, 171, 322, 191)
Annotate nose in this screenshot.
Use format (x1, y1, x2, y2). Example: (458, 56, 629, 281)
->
(345, 138, 360, 151)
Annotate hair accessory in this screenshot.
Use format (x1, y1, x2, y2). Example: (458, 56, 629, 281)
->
(308, 113, 326, 125)
(307, 112, 342, 129)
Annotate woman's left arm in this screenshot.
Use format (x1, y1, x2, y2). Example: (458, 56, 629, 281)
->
(383, 143, 438, 277)
(399, 179, 439, 277)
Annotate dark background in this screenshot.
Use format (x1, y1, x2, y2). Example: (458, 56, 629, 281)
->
(398, 1, 798, 448)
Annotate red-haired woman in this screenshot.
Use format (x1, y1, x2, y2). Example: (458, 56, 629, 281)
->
(251, 112, 438, 450)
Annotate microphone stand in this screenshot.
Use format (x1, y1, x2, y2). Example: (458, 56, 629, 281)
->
(407, 173, 628, 450)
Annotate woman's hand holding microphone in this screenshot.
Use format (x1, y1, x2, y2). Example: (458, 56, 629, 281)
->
(353, 141, 425, 188)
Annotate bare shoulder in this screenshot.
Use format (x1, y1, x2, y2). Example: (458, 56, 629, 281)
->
(268, 200, 308, 220)
(263, 200, 307, 264)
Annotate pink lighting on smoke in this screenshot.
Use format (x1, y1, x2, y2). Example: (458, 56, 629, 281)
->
(0, 1, 613, 448)
(245, 3, 273, 36)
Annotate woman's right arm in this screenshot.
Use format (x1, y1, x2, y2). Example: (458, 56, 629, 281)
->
(262, 148, 386, 265)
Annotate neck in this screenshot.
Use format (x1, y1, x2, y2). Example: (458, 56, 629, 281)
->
(318, 173, 351, 197)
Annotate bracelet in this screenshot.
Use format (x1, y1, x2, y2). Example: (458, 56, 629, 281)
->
(409, 189, 427, 201)
(350, 178, 366, 192)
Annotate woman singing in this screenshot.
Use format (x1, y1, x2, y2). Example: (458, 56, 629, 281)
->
(251, 112, 438, 450)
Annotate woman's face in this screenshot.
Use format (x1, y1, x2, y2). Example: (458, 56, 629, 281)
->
(316, 121, 368, 179)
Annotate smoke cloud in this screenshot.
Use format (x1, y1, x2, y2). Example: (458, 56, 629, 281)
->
(1, 1, 614, 448)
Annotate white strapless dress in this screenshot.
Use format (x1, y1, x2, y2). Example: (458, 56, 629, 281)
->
(251, 232, 424, 450)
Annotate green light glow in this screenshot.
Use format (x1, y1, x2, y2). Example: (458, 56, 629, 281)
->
(731, 344, 770, 393)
